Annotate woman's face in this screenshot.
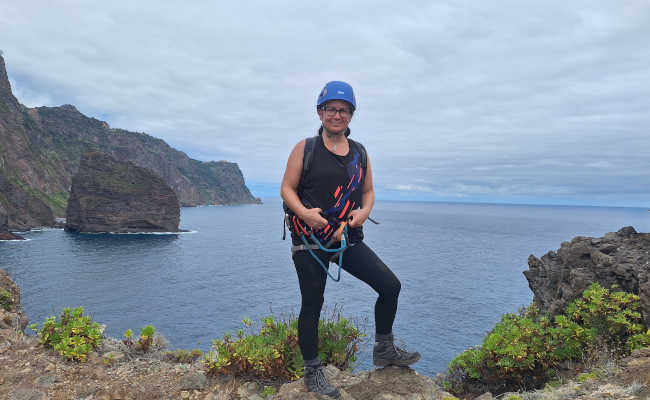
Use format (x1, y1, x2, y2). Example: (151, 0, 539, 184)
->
(317, 100, 353, 135)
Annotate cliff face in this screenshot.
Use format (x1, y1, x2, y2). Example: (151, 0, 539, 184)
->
(0, 204, 25, 240)
(0, 55, 260, 230)
(66, 152, 181, 233)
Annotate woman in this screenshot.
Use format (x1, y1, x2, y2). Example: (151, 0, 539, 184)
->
(281, 81, 420, 398)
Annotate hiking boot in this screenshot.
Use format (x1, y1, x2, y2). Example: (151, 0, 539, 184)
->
(304, 360, 341, 399)
(373, 332, 421, 367)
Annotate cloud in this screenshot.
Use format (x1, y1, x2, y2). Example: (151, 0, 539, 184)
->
(1, 0, 649, 206)
(388, 184, 434, 193)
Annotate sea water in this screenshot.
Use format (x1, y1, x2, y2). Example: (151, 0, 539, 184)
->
(1, 199, 648, 377)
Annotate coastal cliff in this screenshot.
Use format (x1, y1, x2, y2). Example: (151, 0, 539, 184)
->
(0, 205, 24, 240)
(0, 55, 260, 231)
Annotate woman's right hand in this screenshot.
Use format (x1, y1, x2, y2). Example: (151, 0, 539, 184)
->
(300, 208, 328, 231)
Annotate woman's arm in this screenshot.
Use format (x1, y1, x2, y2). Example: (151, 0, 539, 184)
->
(280, 140, 328, 230)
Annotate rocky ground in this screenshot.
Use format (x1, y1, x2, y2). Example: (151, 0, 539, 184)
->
(0, 330, 459, 400)
(2, 328, 649, 400)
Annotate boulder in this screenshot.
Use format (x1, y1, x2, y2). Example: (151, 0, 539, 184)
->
(275, 365, 454, 400)
(65, 151, 181, 233)
(524, 227, 650, 325)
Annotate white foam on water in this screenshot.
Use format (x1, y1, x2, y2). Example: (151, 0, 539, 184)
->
(20, 227, 64, 233)
(78, 230, 198, 235)
(0, 238, 32, 242)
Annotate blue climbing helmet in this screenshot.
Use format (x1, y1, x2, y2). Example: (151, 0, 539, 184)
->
(316, 81, 356, 111)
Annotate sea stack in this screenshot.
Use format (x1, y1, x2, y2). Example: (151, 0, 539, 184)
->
(65, 151, 181, 233)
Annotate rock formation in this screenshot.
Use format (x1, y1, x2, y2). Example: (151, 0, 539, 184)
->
(524, 226, 650, 325)
(0, 54, 260, 230)
(0, 269, 28, 337)
(65, 152, 181, 233)
(274, 365, 454, 399)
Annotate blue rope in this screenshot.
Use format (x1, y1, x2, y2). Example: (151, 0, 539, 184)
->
(299, 225, 348, 282)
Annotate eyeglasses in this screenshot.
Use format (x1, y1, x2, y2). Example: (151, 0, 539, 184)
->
(321, 106, 352, 118)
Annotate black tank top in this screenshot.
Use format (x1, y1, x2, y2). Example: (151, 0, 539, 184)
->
(292, 134, 365, 245)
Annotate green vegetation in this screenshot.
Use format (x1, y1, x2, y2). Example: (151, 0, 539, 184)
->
(5, 172, 68, 216)
(39, 190, 69, 217)
(123, 324, 156, 352)
(262, 386, 277, 397)
(29, 307, 102, 362)
(103, 352, 116, 366)
(576, 372, 599, 383)
(445, 283, 648, 396)
(0, 288, 13, 311)
(204, 311, 365, 380)
(165, 348, 204, 363)
(627, 328, 650, 351)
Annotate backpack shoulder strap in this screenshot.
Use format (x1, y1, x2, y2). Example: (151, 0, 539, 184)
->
(348, 139, 367, 169)
(284, 136, 318, 216)
(299, 136, 318, 188)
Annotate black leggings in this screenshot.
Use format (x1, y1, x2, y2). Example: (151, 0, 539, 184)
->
(292, 241, 401, 361)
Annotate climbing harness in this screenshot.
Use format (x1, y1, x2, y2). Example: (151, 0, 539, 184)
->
(283, 211, 380, 282)
(286, 214, 349, 282)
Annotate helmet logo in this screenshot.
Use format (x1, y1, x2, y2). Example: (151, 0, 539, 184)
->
(337, 90, 345, 94)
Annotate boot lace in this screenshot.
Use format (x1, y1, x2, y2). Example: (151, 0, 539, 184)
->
(306, 365, 338, 396)
(389, 339, 417, 360)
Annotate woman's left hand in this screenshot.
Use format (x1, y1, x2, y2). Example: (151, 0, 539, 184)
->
(347, 208, 370, 228)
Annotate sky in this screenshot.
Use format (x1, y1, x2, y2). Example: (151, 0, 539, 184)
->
(1, 1, 649, 207)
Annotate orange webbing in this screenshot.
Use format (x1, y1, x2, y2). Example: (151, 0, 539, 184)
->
(335, 221, 348, 242)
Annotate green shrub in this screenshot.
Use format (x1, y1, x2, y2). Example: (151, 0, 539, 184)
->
(204, 312, 364, 380)
(0, 288, 12, 311)
(165, 348, 204, 363)
(447, 309, 568, 393)
(29, 307, 102, 362)
(123, 324, 156, 352)
(262, 386, 277, 397)
(565, 283, 645, 351)
(577, 372, 598, 383)
(627, 328, 650, 351)
(445, 283, 648, 396)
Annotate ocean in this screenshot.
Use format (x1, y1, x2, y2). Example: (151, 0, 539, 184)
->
(1, 199, 648, 377)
